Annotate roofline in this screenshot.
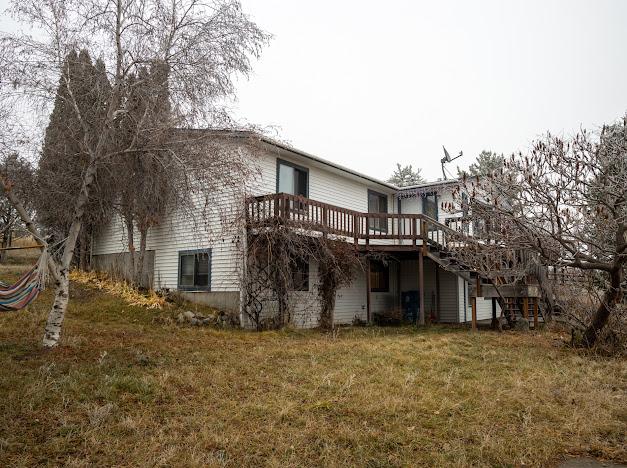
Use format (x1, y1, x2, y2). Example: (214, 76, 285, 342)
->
(398, 178, 461, 191)
(182, 128, 465, 192)
(255, 135, 399, 191)
(182, 128, 398, 190)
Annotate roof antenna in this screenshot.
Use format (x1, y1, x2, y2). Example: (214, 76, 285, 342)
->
(441, 146, 463, 180)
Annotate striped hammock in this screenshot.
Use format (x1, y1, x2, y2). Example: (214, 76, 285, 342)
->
(0, 249, 48, 312)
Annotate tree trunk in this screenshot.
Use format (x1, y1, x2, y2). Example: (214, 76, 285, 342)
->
(42, 159, 99, 348)
(42, 268, 70, 348)
(0, 228, 9, 263)
(79, 227, 88, 271)
(125, 217, 135, 284)
(318, 268, 336, 330)
(135, 227, 147, 288)
(581, 268, 623, 347)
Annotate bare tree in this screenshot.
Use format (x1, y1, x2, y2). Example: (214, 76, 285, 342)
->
(448, 117, 627, 346)
(113, 60, 176, 286)
(242, 195, 362, 331)
(0, 0, 269, 347)
(0, 154, 35, 261)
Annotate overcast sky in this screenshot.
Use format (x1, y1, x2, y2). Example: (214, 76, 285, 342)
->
(1, 1, 625, 182)
(232, 0, 627, 181)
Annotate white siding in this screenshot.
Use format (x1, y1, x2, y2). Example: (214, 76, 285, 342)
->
(334, 263, 399, 325)
(93, 137, 398, 327)
(458, 277, 469, 322)
(456, 278, 502, 323)
(399, 187, 464, 323)
(398, 258, 459, 323)
(475, 296, 500, 321)
(92, 138, 496, 328)
(398, 186, 459, 225)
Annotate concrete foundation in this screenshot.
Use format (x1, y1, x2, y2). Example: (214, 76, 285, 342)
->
(178, 291, 240, 313)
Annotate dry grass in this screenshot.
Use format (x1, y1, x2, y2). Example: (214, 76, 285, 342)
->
(0, 264, 625, 467)
(69, 269, 169, 310)
(2, 236, 41, 264)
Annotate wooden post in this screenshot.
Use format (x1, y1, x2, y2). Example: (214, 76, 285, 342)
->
(418, 251, 425, 326)
(533, 299, 539, 329)
(471, 278, 480, 331)
(435, 264, 441, 323)
(523, 297, 529, 319)
(491, 297, 497, 330)
(397, 262, 402, 320)
(412, 218, 417, 247)
(365, 216, 370, 247)
(353, 213, 358, 246)
(366, 257, 372, 324)
(284, 194, 291, 220)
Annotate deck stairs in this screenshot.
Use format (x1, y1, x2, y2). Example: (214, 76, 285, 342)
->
(246, 192, 546, 327)
(422, 225, 545, 328)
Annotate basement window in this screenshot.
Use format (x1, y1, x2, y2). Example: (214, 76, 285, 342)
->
(178, 249, 211, 291)
(370, 260, 389, 292)
(291, 256, 309, 291)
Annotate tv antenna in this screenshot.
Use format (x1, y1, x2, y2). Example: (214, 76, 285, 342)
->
(441, 146, 463, 180)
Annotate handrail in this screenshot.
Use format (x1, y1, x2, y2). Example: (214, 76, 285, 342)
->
(246, 193, 438, 243)
(249, 193, 517, 240)
(245, 193, 538, 287)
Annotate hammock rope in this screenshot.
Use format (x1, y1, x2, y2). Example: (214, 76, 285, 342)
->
(0, 248, 49, 312)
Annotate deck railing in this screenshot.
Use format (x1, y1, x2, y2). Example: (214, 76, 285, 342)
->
(245, 192, 466, 248)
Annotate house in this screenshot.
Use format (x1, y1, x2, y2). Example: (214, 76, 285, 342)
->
(92, 130, 510, 328)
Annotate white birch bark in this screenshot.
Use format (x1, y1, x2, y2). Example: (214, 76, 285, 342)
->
(42, 158, 99, 347)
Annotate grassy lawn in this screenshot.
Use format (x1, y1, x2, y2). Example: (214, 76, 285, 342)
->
(0, 264, 625, 467)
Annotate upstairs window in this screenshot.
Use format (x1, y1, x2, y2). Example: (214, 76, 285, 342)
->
(370, 260, 389, 292)
(368, 190, 388, 232)
(277, 159, 308, 197)
(423, 193, 438, 221)
(178, 249, 211, 291)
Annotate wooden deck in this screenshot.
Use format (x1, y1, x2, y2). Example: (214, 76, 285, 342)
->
(245, 192, 463, 251)
(244, 193, 564, 330)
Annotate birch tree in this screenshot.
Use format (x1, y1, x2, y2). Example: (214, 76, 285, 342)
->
(36, 49, 115, 269)
(0, 0, 269, 347)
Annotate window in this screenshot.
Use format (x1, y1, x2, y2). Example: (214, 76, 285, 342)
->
(422, 192, 438, 220)
(178, 249, 211, 291)
(370, 260, 389, 292)
(291, 256, 309, 291)
(368, 190, 388, 232)
(277, 159, 309, 212)
(277, 159, 308, 197)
